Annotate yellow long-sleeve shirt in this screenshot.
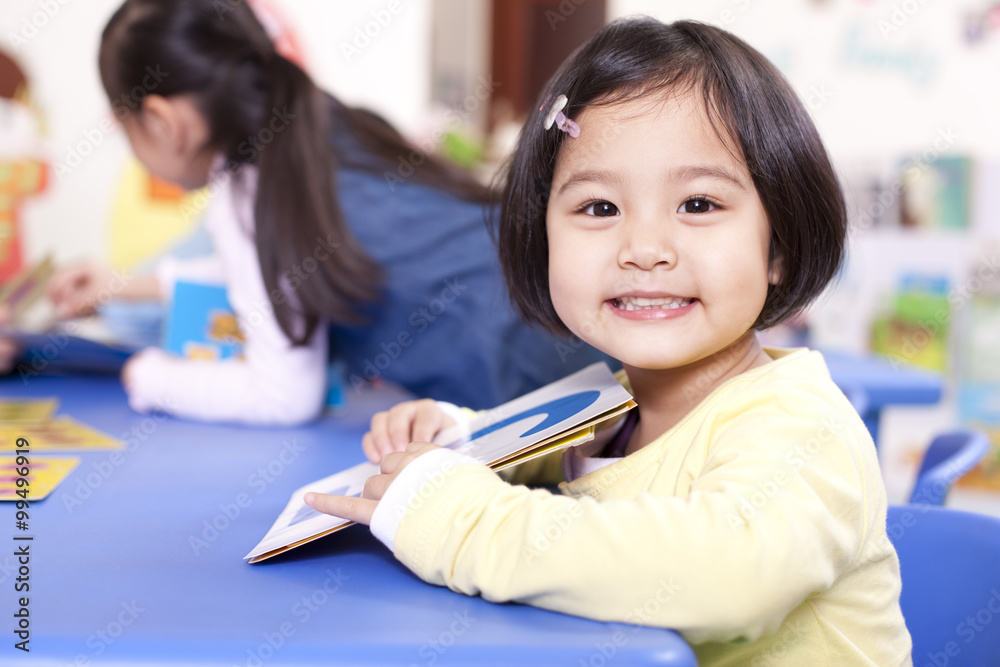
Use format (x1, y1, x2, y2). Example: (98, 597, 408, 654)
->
(379, 348, 912, 666)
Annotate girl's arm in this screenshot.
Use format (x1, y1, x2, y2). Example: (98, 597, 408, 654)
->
(123, 273, 327, 425)
(123, 200, 327, 425)
(311, 407, 876, 646)
(47, 261, 162, 317)
(122, 324, 327, 425)
(46, 252, 225, 319)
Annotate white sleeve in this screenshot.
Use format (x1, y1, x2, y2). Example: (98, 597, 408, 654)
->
(126, 169, 328, 425)
(125, 322, 327, 425)
(155, 255, 227, 300)
(370, 448, 481, 551)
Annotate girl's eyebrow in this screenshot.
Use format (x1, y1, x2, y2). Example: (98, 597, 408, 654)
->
(555, 169, 627, 196)
(670, 165, 750, 191)
(555, 164, 749, 196)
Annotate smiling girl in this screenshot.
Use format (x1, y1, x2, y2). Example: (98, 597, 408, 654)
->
(306, 18, 911, 665)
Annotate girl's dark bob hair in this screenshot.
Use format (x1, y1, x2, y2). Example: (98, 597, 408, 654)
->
(497, 17, 846, 334)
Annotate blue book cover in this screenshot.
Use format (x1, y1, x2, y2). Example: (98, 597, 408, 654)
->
(162, 281, 244, 360)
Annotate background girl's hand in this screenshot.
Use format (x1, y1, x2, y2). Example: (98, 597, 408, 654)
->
(0, 305, 19, 374)
(305, 442, 442, 525)
(46, 261, 116, 318)
(362, 398, 455, 463)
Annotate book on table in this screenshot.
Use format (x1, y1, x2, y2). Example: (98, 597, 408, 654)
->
(0, 256, 142, 374)
(162, 280, 244, 361)
(245, 361, 635, 563)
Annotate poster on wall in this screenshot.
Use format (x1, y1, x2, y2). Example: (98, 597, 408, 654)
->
(0, 50, 47, 284)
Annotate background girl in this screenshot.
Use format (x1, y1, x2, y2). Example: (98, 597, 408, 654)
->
(306, 17, 912, 665)
(47, 0, 604, 425)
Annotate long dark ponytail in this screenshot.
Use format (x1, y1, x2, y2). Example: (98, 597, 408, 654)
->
(100, 0, 491, 344)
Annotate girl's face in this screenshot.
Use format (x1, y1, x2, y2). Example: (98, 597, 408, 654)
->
(545, 90, 775, 374)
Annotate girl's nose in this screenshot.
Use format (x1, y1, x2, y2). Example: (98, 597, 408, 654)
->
(616, 216, 677, 270)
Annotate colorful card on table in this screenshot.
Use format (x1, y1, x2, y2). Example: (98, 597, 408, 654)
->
(163, 280, 244, 361)
(0, 455, 79, 501)
(0, 416, 123, 451)
(245, 362, 636, 563)
(0, 397, 58, 423)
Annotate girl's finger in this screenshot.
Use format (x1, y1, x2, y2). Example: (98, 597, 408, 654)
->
(361, 472, 394, 502)
(304, 492, 376, 526)
(386, 402, 418, 448)
(368, 410, 390, 454)
(411, 403, 445, 443)
(375, 439, 399, 463)
(361, 432, 380, 463)
(380, 442, 441, 477)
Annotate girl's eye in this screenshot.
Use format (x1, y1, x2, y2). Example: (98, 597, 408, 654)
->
(582, 201, 620, 217)
(678, 197, 718, 214)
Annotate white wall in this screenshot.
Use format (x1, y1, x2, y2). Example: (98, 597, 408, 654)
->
(609, 0, 1000, 160)
(0, 0, 431, 266)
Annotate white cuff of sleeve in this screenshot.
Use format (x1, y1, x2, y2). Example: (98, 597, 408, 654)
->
(370, 447, 481, 552)
(125, 347, 175, 414)
(434, 400, 475, 439)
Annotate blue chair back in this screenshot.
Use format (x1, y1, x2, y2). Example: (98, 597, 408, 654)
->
(887, 505, 1000, 666)
(909, 430, 991, 506)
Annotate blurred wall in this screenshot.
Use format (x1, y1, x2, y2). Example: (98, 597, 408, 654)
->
(0, 0, 432, 267)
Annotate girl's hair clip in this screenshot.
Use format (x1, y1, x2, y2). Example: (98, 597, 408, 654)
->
(541, 94, 580, 138)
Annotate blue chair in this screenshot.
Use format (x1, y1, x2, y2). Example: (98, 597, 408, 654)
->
(887, 505, 1000, 665)
(839, 383, 876, 441)
(908, 430, 991, 505)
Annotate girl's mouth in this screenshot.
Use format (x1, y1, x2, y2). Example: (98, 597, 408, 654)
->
(612, 296, 695, 311)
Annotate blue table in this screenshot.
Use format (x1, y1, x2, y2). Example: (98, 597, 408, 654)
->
(0, 375, 696, 666)
(822, 349, 944, 447)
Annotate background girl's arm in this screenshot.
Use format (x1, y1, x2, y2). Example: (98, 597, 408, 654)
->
(123, 321, 327, 424)
(123, 204, 328, 425)
(47, 261, 161, 317)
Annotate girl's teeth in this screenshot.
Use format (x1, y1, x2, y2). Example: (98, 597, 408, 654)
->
(615, 296, 692, 311)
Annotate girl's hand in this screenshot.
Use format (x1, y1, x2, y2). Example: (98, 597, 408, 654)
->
(362, 398, 455, 463)
(305, 442, 442, 525)
(0, 306, 19, 374)
(46, 261, 115, 318)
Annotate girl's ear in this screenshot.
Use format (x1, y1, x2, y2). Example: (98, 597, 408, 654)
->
(140, 95, 205, 156)
(138, 95, 184, 152)
(768, 255, 783, 285)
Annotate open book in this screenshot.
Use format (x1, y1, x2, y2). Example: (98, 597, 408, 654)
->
(245, 361, 635, 563)
(0, 254, 54, 322)
(0, 256, 141, 374)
